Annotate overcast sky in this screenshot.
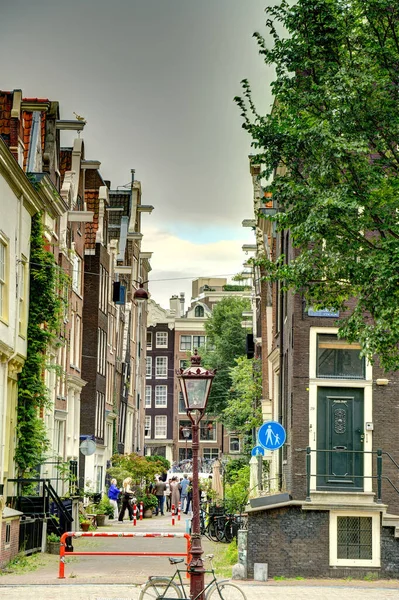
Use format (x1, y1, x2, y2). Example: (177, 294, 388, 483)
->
(0, 0, 274, 308)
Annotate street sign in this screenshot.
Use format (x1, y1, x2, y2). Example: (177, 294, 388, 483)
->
(258, 421, 286, 451)
(251, 445, 265, 457)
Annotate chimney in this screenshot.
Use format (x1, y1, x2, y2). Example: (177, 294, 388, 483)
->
(179, 292, 185, 317)
(169, 295, 180, 315)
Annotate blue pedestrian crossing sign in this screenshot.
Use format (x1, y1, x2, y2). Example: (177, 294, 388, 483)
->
(251, 445, 265, 457)
(258, 421, 286, 451)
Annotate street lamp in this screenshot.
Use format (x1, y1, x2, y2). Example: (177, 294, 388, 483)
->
(177, 349, 215, 600)
(133, 281, 149, 303)
(181, 425, 191, 461)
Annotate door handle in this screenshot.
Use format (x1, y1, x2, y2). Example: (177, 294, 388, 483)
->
(333, 446, 347, 450)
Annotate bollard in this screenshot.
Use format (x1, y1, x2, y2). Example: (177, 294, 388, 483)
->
(140, 501, 143, 520)
(133, 504, 137, 526)
(178, 501, 181, 521)
(171, 504, 175, 526)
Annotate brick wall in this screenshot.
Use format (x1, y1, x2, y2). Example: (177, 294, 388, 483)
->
(0, 518, 20, 568)
(247, 506, 330, 578)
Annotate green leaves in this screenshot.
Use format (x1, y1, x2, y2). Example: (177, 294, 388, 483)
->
(236, 0, 399, 371)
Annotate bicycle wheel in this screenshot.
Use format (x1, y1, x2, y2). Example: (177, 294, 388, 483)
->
(223, 522, 233, 544)
(207, 519, 219, 542)
(215, 521, 226, 543)
(139, 577, 183, 599)
(206, 581, 247, 600)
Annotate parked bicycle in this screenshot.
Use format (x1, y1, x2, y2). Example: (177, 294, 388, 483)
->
(139, 554, 247, 599)
(216, 514, 245, 544)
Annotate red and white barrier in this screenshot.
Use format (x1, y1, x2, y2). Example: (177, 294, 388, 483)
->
(58, 531, 191, 579)
(171, 504, 175, 526)
(133, 503, 137, 526)
(140, 501, 143, 520)
(178, 501, 181, 521)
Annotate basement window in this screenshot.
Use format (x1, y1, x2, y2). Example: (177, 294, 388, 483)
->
(5, 522, 11, 546)
(329, 511, 380, 567)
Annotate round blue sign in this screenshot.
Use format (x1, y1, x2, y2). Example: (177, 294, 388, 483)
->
(251, 445, 265, 457)
(258, 421, 286, 451)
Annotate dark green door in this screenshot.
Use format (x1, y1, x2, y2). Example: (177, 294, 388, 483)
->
(317, 387, 364, 491)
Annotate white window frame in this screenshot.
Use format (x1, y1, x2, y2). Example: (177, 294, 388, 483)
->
(72, 253, 82, 295)
(193, 335, 206, 349)
(329, 511, 380, 567)
(75, 314, 81, 369)
(154, 415, 167, 439)
(155, 385, 167, 407)
(203, 448, 219, 460)
(229, 436, 241, 453)
(0, 233, 9, 323)
(145, 415, 151, 438)
(156, 331, 168, 348)
(145, 386, 152, 408)
(180, 335, 192, 351)
(155, 356, 167, 378)
(147, 331, 153, 349)
(146, 356, 152, 379)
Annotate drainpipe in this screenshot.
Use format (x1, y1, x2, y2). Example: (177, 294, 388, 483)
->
(278, 231, 284, 492)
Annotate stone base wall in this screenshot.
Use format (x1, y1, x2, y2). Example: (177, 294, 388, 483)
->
(247, 506, 399, 579)
(0, 518, 20, 568)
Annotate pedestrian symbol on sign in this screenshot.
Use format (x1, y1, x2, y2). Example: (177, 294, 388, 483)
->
(258, 421, 286, 451)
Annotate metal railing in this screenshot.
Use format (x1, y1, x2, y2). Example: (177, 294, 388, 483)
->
(297, 447, 399, 503)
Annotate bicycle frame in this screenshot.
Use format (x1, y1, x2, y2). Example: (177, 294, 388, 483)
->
(149, 563, 226, 599)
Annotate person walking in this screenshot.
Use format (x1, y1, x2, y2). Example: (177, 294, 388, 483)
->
(165, 479, 171, 512)
(184, 476, 193, 514)
(118, 477, 134, 522)
(107, 478, 119, 520)
(154, 477, 167, 516)
(180, 474, 190, 513)
(170, 476, 181, 515)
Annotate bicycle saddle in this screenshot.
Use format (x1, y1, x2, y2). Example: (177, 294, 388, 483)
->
(168, 557, 185, 564)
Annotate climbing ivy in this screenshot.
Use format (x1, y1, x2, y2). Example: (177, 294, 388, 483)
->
(15, 212, 65, 475)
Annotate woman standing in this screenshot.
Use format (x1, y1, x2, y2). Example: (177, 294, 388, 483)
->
(118, 477, 134, 522)
(107, 478, 119, 520)
(169, 476, 181, 515)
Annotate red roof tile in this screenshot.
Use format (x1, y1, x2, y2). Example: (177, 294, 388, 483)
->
(85, 189, 100, 248)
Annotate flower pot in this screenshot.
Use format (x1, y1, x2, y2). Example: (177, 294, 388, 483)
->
(47, 541, 60, 555)
(144, 508, 153, 518)
(80, 522, 90, 532)
(96, 514, 106, 527)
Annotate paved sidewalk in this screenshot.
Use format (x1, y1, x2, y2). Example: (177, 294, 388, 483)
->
(1, 582, 399, 600)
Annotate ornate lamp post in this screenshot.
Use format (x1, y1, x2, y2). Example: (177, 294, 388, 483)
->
(177, 349, 215, 600)
(181, 425, 191, 461)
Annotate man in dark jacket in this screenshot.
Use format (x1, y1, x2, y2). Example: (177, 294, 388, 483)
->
(154, 477, 167, 516)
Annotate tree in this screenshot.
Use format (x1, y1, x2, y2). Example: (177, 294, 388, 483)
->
(107, 453, 166, 487)
(235, 0, 399, 371)
(200, 297, 250, 414)
(222, 356, 263, 451)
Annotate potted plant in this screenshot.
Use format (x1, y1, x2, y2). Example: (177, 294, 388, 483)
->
(138, 493, 158, 518)
(47, 532, 60, 554)
(79, 515, 91, 532)
(92, 495, 114, 526)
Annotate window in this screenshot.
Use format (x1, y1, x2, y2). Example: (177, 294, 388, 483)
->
(180, 335, 192, 351)
(95, 391, 105, 439)
(18, 257, 27, 335)
(203, 448, 219, 460)
(54, 419, 65, 456)
(75, 315, 81, 368)
(195, 305, 204, 317)
(156, 331, 168, 347)
(155, 415, 167, 438)
(155, 385, 167, 407)
(145, 416, 151, 438)
(317, 334, 365, 379)
(72, 253, 82, 295)
(179, 447, 192, 461)
(147, 331, 152, 349)
(70, 312, 75, 366)
(179, 359, 189, 370)
(0, 236, 8, 321)
(145, 386, 152, 408)
(155, 356, 167, 378)
(99, 264, 108, 313)
(337, 516, 372, 560)
(146, 356, 152, 378)
(95, 465, 103, 493)
(229, 436, 241, 453)
(178, 392, 186, 413)
(5, 522, 11, 545)
(193, 335, 206, 348)
(97, 328, 107, 375)
(200, 422, 216, 441)
(106, 422, 113, 449)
